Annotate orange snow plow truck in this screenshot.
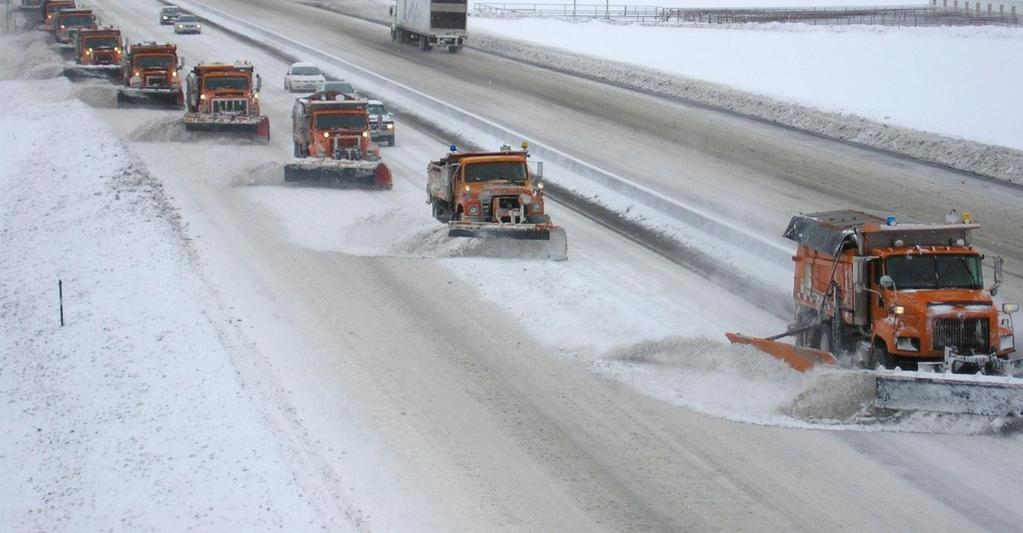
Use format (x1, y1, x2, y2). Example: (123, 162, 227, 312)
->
(284, 90, 392, 188)
(117, 42, 184, 108)
(64, 26, 123, 79)
(53, 7, 96, 46)
(184, 62, 269, 141)
(426, 144, 568, 260)
(728, 210, 1020, 415)
(39, 0, 74, 31)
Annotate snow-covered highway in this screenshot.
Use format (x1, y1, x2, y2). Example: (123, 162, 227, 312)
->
(2, 0, 1023, 530)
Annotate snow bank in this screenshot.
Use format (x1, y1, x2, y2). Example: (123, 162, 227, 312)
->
(0, 32, 331, 530)
(469, 19, 1023, 183)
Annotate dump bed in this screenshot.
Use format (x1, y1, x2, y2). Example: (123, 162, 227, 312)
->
(784, 210, 979, 256)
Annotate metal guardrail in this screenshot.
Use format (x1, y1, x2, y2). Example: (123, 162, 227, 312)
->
(473, 2, 1021, 25)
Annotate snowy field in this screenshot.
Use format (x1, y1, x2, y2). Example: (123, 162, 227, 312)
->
(470, 18, 1023, 150)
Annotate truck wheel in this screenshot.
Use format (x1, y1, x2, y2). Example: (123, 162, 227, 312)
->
(391, 29, 398, 42)
(870, 343, 893, 370)
(818, 326, 834, 355)
(388, 138, 395, 147)
(418, 37, 431, 51)
(432, 201, 451, 223)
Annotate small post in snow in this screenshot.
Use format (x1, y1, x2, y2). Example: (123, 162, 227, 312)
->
(58, 280, 64, 327)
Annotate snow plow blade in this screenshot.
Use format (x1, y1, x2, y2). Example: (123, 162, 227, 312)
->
(448, 222, 568, 261)
(116, 88, 184, 108)
(875, 372, 1023, 416)
(726, 333, 839, 373)
(64, 64, 123, 80)
(284, 160, 392, 189)
(184, 115, 270, 141)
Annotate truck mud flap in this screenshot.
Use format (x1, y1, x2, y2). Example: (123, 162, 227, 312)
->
(875, 372, 1023, 416)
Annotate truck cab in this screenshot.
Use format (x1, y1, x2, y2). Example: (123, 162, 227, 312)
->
(74, 27, 122, 67)
(123, 44, 182, 90)
(292, 92, 379, 160)
(787, 210, 1016, 372)
(54, 8, 96, 43)
(186, 62, 261, 116)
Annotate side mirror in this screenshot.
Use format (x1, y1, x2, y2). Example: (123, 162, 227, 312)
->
(389, 6, 394, 15)
(256, 74, 262, 92)
(177, 56, 185, 70)
(879, 275, 895, 289)
(536, 161, 543, 179)
(991, 256, 1004, 296)
(1004, 303, 1019, 314)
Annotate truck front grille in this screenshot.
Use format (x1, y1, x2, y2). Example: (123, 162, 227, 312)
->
(933, 318, 989, 353)
(145, 75, 168, 87)
(212, 98, 247, 115)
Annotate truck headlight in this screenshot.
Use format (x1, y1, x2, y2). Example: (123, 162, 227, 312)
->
(896, 337, 919, 352)
(386, 123, 394, 130)
(1002, 335, 1015, 352)
(199, 94, 206, 100)
(892, 305, 905, 316)
(362, 131, 369, 138)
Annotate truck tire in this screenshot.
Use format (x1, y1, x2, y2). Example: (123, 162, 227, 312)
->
(391, 28, 398, 42)
(819, 326, 834, 355)
(432, 201, 451, 223)
(418, 37, 431, 51)
(870, 342, 893, 370)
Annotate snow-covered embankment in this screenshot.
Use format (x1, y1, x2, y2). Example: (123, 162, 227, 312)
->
(0, 32, 327, 530)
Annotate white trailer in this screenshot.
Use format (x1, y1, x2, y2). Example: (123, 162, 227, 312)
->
(389, 0, 467, 52)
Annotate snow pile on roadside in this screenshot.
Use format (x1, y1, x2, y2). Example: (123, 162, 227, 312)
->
(0, 46, 332, 531)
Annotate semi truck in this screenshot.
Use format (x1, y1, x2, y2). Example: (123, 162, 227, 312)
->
(389, 0, 467, 52)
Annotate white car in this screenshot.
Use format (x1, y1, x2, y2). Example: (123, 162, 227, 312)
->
(174, 14, 201, 34)
(284, 62, 326, 93)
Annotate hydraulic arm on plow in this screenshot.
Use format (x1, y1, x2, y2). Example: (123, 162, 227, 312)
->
(728, 210, 1021, 415)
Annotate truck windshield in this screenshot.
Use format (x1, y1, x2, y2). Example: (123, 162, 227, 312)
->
(83, 37, 119, 48)
(60, 15, 95, 26)
(136, 56, 174, 69)
(886, 255, 983, 290)
(464, 162, 528, 183)
(205, 76, 248, 90)
(315, 114, 366, 130)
